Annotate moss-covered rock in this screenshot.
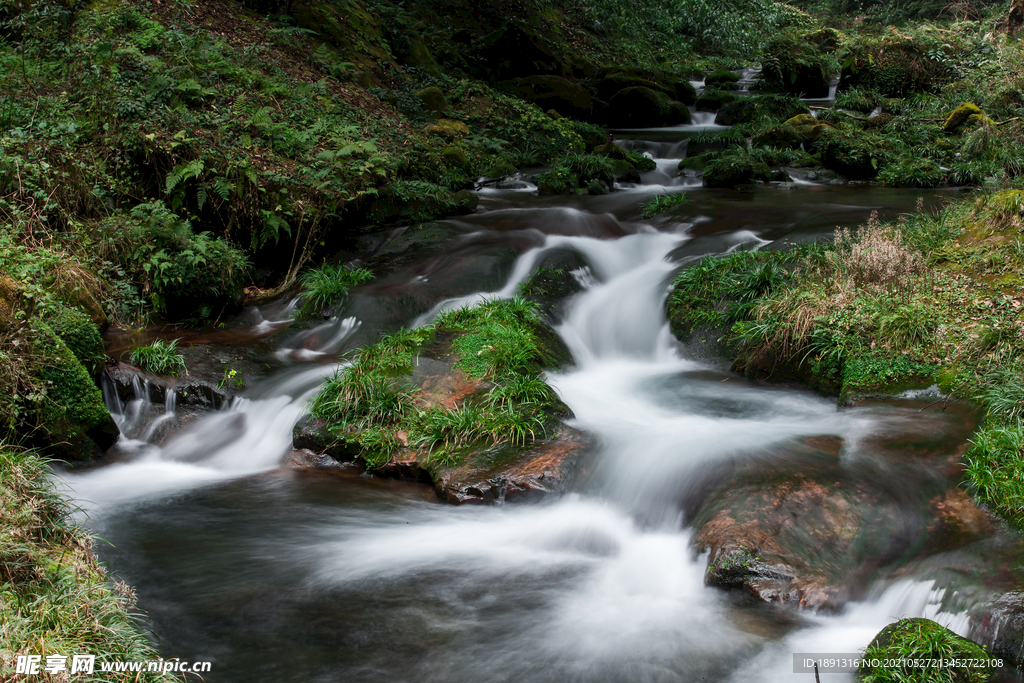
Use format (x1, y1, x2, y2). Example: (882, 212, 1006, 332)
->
(695, 88, 736, 111)
(423, 118, 469, 139)
(715, 94, 809, 126)
(301, 299, 586, 504)
(500, 75, 594, 120)
(605, 86, 690, 127)
(944, 102, 984, 131)
(752, 124, 803, 149)
(705, 68, 741, 86)
(31, 323, 119, 461)
(416, 86, 448, 114)
(860, 618, 993, 683)
(816, 127, 889, 179)
(784, 113, 834, 142)
(45, 306, 105, 375)
(703, 154, 771, 188)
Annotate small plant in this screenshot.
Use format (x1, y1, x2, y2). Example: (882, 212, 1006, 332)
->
(129, 339, 187, 376)
(641, 192, 688, 219)
(299, 263, 374, 317)
(218, 367, 244, 389)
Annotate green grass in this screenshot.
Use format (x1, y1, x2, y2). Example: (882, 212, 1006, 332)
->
(860, 618, 992, 683)
(310, 297, 565, 468)
(299, 263, 374, 317)
(640, 192, 688, 219)
(128, 338, 186, 376)
(0, 445, 181, 682)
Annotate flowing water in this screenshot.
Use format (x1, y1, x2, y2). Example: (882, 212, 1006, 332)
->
(58, 127, 1024, 682)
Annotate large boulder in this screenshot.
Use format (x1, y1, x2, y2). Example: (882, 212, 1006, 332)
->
(500, 75, 593, 119)
(606, 86, 690, 128)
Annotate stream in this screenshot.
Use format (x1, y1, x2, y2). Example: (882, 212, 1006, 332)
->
(57, 118, 1024, 682)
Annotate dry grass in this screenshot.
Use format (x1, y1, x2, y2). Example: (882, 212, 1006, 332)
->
(830, 213, 925, 294)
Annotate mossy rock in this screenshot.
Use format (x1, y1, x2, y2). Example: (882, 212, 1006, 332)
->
(500, 75, 594, 120)
(30, 323, 119, 460)
(440, 146, 469, 168)
(860, 618, 992, 683)
(943, 102, 983, 132)
(417, 86, 448, 114)
(585, 179, 608, 195)
(605, 86, 690, 127)
(752, 124, 803, 150)
(0, 274, 21, 324)
(839, 351, 935, 403)
(450, 190, 479, 214)
(592, 140, 628, 160)
(859, 112, 893, 130)
(424, 118, 469, 139)
(678, 154, 706, 172)
(705, 68, 741, 85)
(703, 155, 771, 188)
(46, 305, 105, 375)
(715, 95, 809, 126)
(784, 113, 833, 142)
(695, 88, 736, 111)
(816, 128, 889, 179)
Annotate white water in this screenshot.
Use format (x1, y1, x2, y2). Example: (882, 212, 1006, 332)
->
(64, 210, 982, 680)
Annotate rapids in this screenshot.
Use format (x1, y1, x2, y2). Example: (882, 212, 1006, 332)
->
(57, 131, 1023, 682)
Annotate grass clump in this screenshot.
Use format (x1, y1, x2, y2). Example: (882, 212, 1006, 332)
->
(299, 263, 374, 318)
(310, 297, 567, 468)
(641, 192, 688, 219)
(0, 445, 180, 682)
(860, 618, 992, 683)
(128, 339, 186, 376)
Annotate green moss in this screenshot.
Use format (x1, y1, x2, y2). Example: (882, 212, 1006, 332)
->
(45, 306, 105, 374)
(705, 68, 741, 84)
(34, 323, 108, 430)
(841, 351, 936, 401)
(703, 151, 771, 188)
(944, 103, 984, 132)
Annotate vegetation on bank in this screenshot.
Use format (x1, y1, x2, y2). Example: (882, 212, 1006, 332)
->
(309, 298, 570, 468)
(0, 445, 179, 682)
(666, 190, 1024, 530)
